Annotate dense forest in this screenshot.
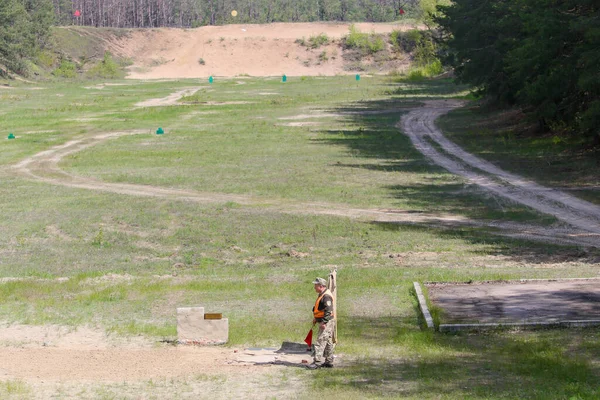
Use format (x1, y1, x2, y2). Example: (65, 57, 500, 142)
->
(437, 0, 600, 145)
(52, 0, 422, 27)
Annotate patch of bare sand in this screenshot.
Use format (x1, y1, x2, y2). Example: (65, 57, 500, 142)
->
(111, 22, 416, 79)
(280, 121, 322, 127)
(45, 225, 75, 241)
(135, 87, 204, 107)
(0, 324, 147, 349)
(186, 101, 254, 106)
(0, 323, 309, 399)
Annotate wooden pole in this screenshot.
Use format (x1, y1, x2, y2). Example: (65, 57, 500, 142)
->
(327, 269, 338, 344)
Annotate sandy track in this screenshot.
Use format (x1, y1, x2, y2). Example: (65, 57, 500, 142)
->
(0, 347, 236, 381)
(9, 126, 600, 248)
(134, 87, 204, 107)
(401, 100, 600, 244)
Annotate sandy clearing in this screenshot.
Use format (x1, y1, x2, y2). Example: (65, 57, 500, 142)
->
(280, 122, 322, 127)
(0, 347, 238, 381)
(108, 22, 416, 79)
(0, 324, 309, 387)
(400, 100, 600, 241)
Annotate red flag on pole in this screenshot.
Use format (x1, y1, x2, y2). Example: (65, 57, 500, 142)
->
(399, 8, 405, 15)
(74, 10, 81, 17)
(304, 328, 313, 349)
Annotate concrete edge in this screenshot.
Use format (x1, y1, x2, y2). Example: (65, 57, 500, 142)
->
(424, 277, 600, 286)
(413, 282, 435, 330)
(439, 320, 600, 333)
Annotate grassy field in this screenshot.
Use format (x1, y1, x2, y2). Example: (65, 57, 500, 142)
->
(1, 76, 599, 399)
(437, 105, 600, 205)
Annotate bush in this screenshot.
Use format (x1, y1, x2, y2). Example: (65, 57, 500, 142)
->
(404, 59, 444, 81)
(52, 59, 77, 78)
(391, 29, 423, 53)
(308, 33, 329, 49)
(86, 51, 120, 79)
(344, 25, 385, 55)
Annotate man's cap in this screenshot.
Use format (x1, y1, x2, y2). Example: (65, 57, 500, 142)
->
(312, 277, 327, 286)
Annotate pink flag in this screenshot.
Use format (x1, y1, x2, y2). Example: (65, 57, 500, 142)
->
(74, 10, 81, 17)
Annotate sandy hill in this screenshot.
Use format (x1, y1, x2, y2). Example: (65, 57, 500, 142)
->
(60, 22, 418, 79)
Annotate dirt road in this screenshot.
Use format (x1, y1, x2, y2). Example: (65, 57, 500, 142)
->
(401, 100, 600, 244)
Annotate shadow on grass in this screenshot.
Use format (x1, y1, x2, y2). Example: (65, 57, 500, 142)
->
(312, 78, 600, 262)
(316, 315, 600, 399)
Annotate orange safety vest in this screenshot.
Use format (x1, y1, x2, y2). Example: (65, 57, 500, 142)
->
(313, 289, 334, 319)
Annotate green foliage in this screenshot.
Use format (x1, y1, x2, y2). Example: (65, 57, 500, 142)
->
(308, 33, 330, 49)
(36, 50, 56, 68)
(437, 0, 600, 144)
(405, 59, 444, 81)
(87, 51, 121, 79)
(0, 0, 53, 75)
(52, 58, 77, 78)
(391, 29, 422, 52)
(392, 29, 438, 66)
(344, 25, 385, 54)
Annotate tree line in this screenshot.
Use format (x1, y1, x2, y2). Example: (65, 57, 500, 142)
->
(52, 0, 420, 28)
(437, 0, 600, 145)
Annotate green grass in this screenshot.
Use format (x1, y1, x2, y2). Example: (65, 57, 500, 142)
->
(1, 76, 599, 398)
(437, 106, 600, 205)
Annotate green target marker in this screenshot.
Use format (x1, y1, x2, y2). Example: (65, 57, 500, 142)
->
(209, 76, 214, 84)
(282, 74, 287, 83)
(8, 133, 15, 139)
(156, 128, 164, 135)
(356, 74, 361, 81)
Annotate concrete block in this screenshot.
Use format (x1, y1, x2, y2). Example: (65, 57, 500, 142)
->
(177, 307, 228, 345)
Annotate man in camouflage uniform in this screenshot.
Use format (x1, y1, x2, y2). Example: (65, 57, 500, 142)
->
(307, 277, 335, 369)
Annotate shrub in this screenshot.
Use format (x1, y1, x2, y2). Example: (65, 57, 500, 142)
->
(198, 58, 206, 65)
(391, 29, 423, 53)
(52, 59, 77, 78)
(344, 25, 385, 55)
(87, 52, 120, 79)
(308, 33, 329, 49)
(404, 59, 444, 81)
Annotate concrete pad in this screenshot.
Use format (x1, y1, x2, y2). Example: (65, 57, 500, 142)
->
(233, 342, 313, 366)
(427, 279, 600, 325)
(177, 307, 228, 345)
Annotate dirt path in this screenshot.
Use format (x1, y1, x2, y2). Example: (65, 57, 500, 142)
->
(9, 126, 600, 248)
(401, 100, 600, 243)
(134, 87, 204, 107)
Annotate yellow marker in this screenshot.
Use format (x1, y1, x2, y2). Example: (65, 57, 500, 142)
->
(231, 10, 238, 17)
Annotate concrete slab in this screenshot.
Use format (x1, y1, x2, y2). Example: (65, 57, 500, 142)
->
(427, 279, 600, 324)
(233, 342, 313, 367)
(177, 307, 228, 345)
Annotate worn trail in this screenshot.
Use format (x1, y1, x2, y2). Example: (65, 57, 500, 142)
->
(401, 100, 600, 243)
(8, 96, 600, 248)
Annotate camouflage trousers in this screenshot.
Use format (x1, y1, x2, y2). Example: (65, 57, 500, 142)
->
(313, 320, 335, 365)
